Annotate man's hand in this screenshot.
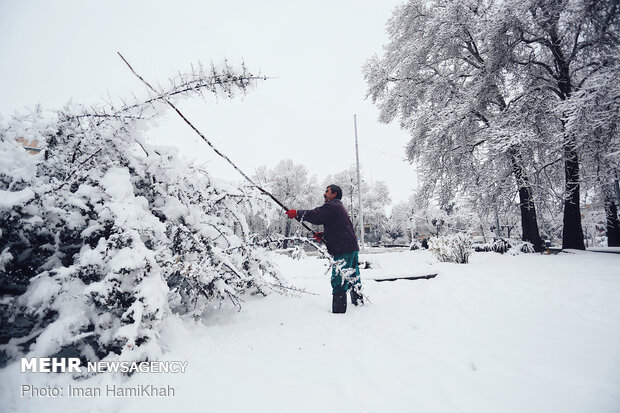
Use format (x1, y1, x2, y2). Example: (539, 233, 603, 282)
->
(313, 232, 323, 242)
(286, 209, 297, 219)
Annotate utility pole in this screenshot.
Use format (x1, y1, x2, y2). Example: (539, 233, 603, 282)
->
(354, 114, 365, 251)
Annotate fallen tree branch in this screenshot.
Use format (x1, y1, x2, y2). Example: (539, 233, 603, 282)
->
(118, 52, 316, 236)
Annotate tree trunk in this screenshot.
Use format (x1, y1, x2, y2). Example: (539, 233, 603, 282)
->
(561, 142, 586, 249)
(508, 148, 543, 252)
(604, 184, 620, 247)
(283, 220, 291, 249)
(495, 91, 543, 252)
(479, 224, 487, 243)
(606, 202, 620, 246)
(546, 31, 586, 250)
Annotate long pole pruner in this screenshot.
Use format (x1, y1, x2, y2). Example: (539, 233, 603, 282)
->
(117, 52, 316, 236)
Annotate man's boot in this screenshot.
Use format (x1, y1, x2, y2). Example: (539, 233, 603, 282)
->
(332, 292, 347, 313)
(350, 288, 364, 306)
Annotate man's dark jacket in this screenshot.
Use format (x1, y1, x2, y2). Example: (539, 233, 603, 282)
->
(297, 199, 359, 255)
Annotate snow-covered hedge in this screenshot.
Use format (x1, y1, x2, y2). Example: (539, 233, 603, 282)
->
(473, 238, 536, 255)
(0, 72, 290, 365)
(428, 233, 472, 264)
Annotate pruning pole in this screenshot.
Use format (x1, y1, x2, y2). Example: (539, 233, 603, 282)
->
(117, 52, 316, 236)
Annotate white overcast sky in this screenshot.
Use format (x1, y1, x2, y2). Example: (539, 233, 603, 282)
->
(0, 0, 417, 208)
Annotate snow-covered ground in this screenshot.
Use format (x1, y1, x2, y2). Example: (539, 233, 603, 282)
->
(2, 249, 619, 413)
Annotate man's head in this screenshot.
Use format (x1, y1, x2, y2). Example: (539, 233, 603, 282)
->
(324, 184, 342, 202)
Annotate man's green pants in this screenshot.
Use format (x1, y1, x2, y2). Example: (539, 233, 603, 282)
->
(331, 251, 361, 294)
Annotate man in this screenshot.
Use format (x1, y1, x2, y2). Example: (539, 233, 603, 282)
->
(285, 184, 363, 313)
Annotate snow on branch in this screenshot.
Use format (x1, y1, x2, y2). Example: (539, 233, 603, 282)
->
(70, 58, 267, 122)
(0, 60, 294, 368)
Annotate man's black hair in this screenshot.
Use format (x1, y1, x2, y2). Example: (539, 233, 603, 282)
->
(327, 184, 343, 200)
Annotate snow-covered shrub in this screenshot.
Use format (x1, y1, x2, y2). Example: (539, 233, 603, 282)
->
(473, 238, 536, 254)
(428, 233, 472, 263)
(473, 239, 508, 253)
(473, 243, 490, 252)
(410, 239, 429, 250)
(491, 238, 510, 254)
(290, 245, 307, 260)
(0, 65, 290, 365)
(509, 241, 535, 255)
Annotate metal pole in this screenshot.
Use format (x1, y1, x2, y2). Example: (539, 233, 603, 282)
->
(354, 114, 365, 251)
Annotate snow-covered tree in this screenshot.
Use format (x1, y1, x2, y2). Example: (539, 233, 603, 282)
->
(503, 0, 619, 249)
(560, 56, 620, 246)
(385, 200, 415, 244)
(362, 181, 392, 243)
(364, 0, 544, 251)
(0, 63, 293, 366)
(250, 159, 320, 246)
(365, 0, 619, 250)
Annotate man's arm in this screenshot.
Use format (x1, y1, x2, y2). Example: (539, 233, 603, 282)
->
(293, 203, 334, 226)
